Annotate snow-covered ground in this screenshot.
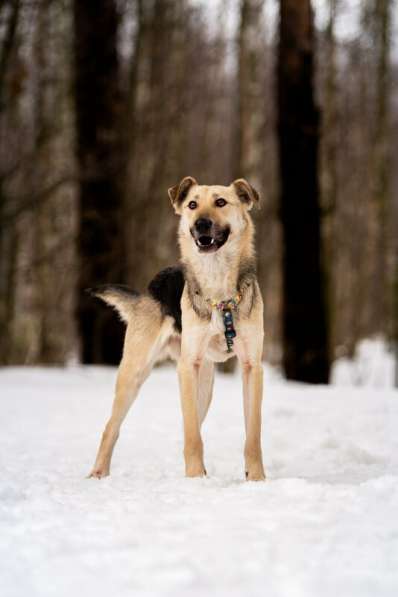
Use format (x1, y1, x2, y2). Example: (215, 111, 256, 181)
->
(1, 353, 397, 597)
(332, 337, 396, 388)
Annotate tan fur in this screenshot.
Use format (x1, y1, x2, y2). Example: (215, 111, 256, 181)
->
(90, 288, 138, 323)
(89, 178, 265, 481)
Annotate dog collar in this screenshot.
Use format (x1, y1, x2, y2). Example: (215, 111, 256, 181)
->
(206, 292, 242, 352)
(206, 292, 242, 312)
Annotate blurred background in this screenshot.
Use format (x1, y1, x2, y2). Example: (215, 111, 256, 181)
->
(0, 0, 397, 384)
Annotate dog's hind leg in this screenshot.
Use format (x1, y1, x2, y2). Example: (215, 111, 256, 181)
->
(197, 359, 215, 427)
(88, 298, 168, 479)
(88, 357, 151, 479)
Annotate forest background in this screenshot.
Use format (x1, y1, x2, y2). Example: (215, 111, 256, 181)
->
(0, 0, 397, 385)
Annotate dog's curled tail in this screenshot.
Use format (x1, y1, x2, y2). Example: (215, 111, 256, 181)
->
(86, 285, 139, 324)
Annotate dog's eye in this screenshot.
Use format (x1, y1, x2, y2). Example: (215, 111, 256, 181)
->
(215, 198, 227, 207)
(188, 201, 197, 210)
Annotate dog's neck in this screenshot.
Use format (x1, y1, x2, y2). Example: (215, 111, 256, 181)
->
(180, 224, 256, 302)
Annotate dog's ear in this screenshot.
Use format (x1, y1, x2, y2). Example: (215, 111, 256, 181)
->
(232, 178, 260, 210)
(168, 176, 198, 213)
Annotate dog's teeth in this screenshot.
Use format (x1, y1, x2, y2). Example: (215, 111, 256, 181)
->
(210, 238, 214, 245)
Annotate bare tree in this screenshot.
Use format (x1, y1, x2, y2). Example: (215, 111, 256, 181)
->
(277, 0, 330, 382)
(30, 0, 77, 363)
(0, 0, 20, 108)
(73, 0, 126, 364)
(320, 0, 339, 353)
(237, 0, 265, 188)
(322, 0, 339, 216)
(371, 0, 392, 331)
(0, 0, 21, 364)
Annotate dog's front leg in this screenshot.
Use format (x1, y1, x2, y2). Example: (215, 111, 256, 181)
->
(178, 358, 207, 477)
(197, 358, 215, 427)
(242, 361, 265, 481)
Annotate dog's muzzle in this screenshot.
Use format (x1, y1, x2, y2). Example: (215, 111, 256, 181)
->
(190, 219, 230, 253)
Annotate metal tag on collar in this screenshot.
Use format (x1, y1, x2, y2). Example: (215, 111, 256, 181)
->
(222, 308, 236, 352)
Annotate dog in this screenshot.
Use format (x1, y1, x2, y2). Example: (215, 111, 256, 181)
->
(88, 177, 265, 481)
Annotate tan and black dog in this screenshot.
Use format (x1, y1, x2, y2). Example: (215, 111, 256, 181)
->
(88, 177, 265, 481)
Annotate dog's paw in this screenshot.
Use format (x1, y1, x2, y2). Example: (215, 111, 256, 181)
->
(245, 464, 266, 482)
(185, 463, 207, 478)
(87, 466, 110, 479)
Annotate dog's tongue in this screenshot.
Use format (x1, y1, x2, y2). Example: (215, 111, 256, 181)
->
(198, 236, 214, 247)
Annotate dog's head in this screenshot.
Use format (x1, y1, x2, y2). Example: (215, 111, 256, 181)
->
(168, 177, 259, 254)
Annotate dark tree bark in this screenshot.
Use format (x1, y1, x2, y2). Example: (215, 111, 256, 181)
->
(277, 0, 330, 383)
(322, 0, 339, 216)
(73, 0, 126, 364)
(371, 0, 391, 335)
(321, 0, 338, 351)
(0, 0, 20, 109)
(33, 0, 77, 364)
(0, 0, 20, 364)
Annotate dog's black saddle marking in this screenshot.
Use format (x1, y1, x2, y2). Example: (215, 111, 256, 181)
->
(148, 266, 185, 333)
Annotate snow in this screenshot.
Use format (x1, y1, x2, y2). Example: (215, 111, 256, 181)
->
(1, 360, 397, 597)
(332, 337, 396, 388)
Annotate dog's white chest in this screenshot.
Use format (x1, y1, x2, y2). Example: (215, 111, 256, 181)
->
(205, 310, 238, 362)
(210, 309, 225, 333)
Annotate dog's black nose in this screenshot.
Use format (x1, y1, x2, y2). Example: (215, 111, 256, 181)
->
(195, 218, 212, 233)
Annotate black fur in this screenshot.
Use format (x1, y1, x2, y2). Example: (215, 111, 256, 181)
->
(147, 266, 185, 333)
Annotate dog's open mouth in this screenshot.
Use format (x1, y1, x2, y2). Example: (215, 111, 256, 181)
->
(196, 235, 215, 249)
(192, 228, 230, 253)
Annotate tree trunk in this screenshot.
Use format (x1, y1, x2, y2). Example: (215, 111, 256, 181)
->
(31, 0, 77, 364)
(371, 0, 391, 335)
(277, 0, 330, 383)
(0, 0, 20, 364)
(321, 0, 338, 353)
(237, 0, 265, 188)
(322, 0, 339, 215)
(73, 0, 126, 364)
